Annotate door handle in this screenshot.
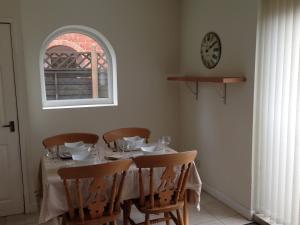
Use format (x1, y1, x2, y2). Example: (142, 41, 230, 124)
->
(2, 121, 15, 132)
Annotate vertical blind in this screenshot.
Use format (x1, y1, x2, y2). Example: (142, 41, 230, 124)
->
(253, 0, 300, 225)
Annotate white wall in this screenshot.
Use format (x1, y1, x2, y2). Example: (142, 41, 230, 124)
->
(20, 0, 181, 210)
(2, 0, 259, 215)
(180, 0, 258, 217)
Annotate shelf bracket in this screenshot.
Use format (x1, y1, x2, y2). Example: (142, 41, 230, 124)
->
(195, 81, 199, 100)
(184, 80, 228, 103)
(222, 83, 227, 104)
(184, 81, 199, 100)
(168, 75, 246, 104)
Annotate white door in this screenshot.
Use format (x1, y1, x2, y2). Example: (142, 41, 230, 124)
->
(0, 23, 24, 216)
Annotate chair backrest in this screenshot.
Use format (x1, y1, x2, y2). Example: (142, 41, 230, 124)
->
(43, 133, 99, 150)
(133, 150, 197, 208)
(103, 127, 150, 148)
(58, 159, 132, 223)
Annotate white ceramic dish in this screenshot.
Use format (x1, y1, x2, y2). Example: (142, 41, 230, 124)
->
(141, 144, 159, 155)
(70, 150, 90, 160)
(64, 143, 91, 161)
(123, 136, 141, 142)
(123, 136, 145, 150)
(64, 141, 84, 148)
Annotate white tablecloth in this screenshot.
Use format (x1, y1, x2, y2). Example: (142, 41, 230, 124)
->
(39, 147, 202, 225)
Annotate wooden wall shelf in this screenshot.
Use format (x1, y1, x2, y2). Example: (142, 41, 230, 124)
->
(167, 75, 247, 104)
(167, 76, 246, 83)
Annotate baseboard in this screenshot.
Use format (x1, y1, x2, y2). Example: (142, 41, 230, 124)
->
(202, 182, 253, 220)
(253, 214, 271, 225)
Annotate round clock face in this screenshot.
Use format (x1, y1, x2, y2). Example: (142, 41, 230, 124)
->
(200, 32, 222, 69)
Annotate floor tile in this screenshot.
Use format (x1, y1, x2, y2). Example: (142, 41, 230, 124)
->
(195, 220, 224, 225)
(202, 199, 238, 220)
(200, 192, 220, 206)
(201, 199, 228, 211)
(189, 207, 216, 225)
(0, 192, 252, 225)
(204, 205, 238, 220)
(220, 214, 251, 225)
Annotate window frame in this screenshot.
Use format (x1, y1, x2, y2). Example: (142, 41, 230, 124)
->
(40, 25, 118, 109)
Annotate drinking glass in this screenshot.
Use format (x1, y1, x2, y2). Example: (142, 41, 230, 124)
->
(97, 144, 107, 162)
(46, 147, 57, 159)
(118, 140, 129, 152)
(159, 136, 171, 151)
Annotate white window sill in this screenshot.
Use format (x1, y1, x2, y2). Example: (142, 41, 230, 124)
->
(43, 103, 118, 110)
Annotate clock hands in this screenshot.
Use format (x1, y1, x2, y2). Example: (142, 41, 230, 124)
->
(208, 41, 217, 49)
(205, 41, 218, 53)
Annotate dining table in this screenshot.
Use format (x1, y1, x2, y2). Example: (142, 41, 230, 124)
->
(38, 145, 202, 225)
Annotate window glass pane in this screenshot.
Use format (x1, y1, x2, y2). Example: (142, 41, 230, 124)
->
(44, 33, 109, 101)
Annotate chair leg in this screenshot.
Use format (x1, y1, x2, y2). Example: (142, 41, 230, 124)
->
(164, 212, 170, 225)
(145, 213, 150, 225)
(176, 210, 183, 225)
(61, 216, 67, 225)
(183, 193, 189, 225)
(61, 218, 67, 225)
(123, 200, 132, 225)
(110, 220, 117, 225)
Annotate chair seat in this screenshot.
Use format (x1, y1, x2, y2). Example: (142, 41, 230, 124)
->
(62, 208, 120, 225)
(133, 197, 184, 214)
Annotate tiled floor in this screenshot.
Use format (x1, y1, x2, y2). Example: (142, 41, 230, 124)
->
(0, 192, 253, 225)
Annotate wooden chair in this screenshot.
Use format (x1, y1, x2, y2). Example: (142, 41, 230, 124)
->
(123, 150, 197, 225)
(58, 159, 132, 225)
(43, 133, 99, 151)
(103, 127, 150, 148)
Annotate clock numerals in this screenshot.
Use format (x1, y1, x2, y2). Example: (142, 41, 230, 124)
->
(203, 60, 210, 68)
(206, 34, 210, 42)
(200, 32, 221, 69)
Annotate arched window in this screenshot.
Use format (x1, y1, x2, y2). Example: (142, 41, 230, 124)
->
(40, 25, 117, 109)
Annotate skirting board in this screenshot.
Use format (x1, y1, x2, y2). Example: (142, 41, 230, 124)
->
(202, 183, 254, 220)
(253, 214, 271, 225)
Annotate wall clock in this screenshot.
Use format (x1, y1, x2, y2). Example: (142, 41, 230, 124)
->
(200, 32, 222, 69)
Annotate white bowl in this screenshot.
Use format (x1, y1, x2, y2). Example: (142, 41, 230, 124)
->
(141, 145, 158, 155)
(130, 139, 145, 149)
(64, 141, 84, 148)
(71, 150, 90, 161)
(66, 144, 90, 161)
(123, 136, 141, 142)
(123, 136, 145, 150)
